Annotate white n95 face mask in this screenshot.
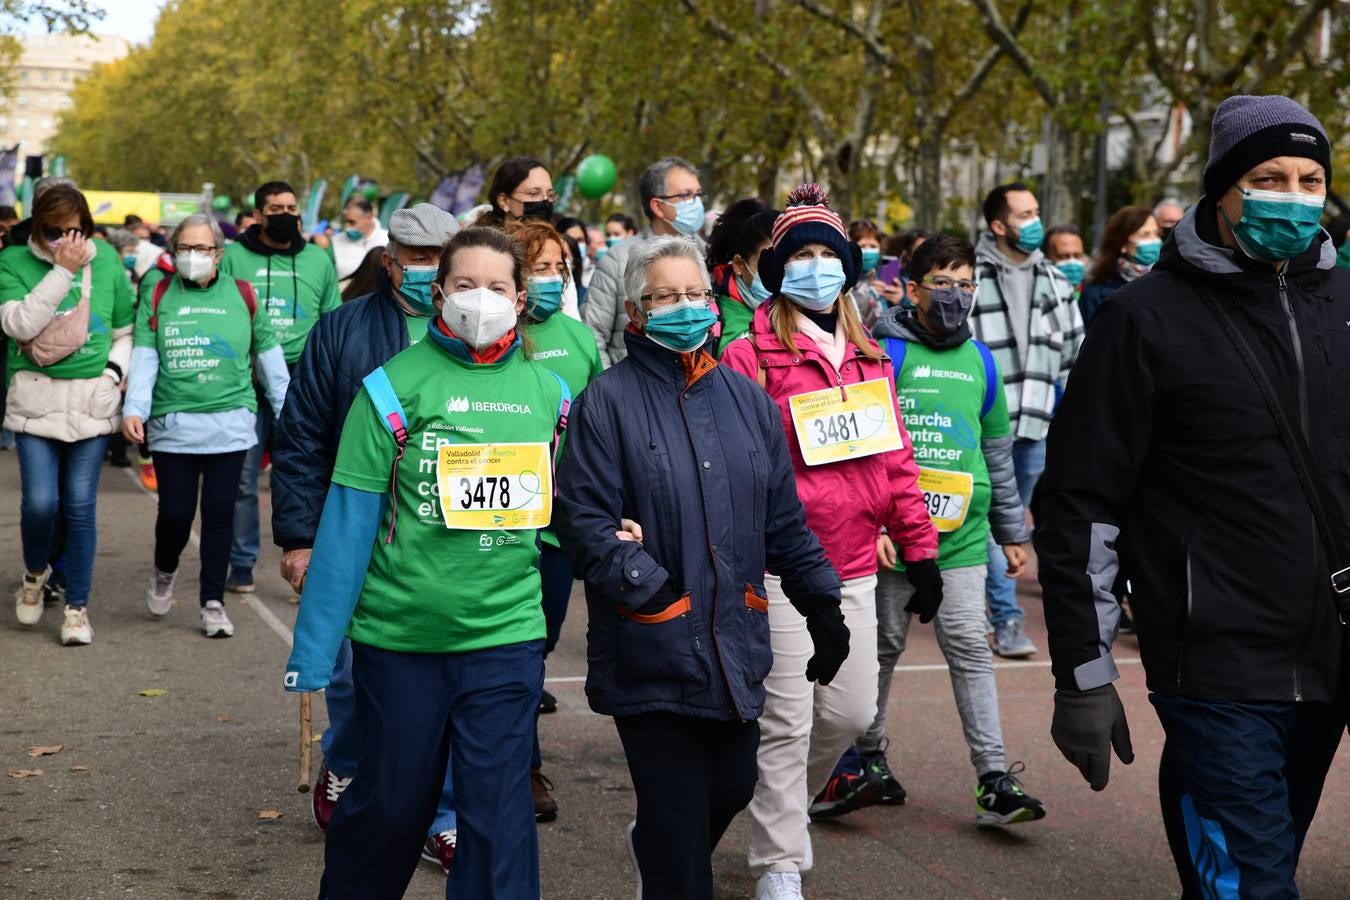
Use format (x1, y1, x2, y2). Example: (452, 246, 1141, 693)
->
(441, 286, 518, 349)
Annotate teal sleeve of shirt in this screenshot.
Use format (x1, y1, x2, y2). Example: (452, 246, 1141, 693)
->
(284, 484, 384, 692)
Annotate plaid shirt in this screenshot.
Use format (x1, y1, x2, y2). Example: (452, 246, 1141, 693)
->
(968, 243, 1085, 441)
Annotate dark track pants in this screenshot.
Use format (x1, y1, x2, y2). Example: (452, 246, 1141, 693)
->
(320, 639, 544, 900)
(1152, 694, 1343, 899)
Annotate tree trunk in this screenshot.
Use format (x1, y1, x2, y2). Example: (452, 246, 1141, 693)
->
(913, 136, 943, 231)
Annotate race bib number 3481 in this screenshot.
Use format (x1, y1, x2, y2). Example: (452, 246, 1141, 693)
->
(436, 442, 552, 530)
(788, 378, 903, 466)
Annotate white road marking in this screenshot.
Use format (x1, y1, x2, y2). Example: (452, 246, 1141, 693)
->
(123, 464, 1145, 684)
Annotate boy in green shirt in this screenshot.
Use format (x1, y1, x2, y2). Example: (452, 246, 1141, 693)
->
(848, 235, 1046, 826)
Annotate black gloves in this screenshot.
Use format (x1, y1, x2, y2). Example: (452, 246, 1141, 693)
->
(1051, 684, 1134, 791)
(903, 558, 943, 624)
(803, 606, 850, 686)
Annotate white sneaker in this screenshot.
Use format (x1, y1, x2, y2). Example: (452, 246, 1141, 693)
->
(200, 600, 234, 638)
(60, 605, 92, 645)
(15, 566, 50, 625)
(755, 871, 804, 900)
(147, 567, 176, 617)
(625, 820, 641, 900)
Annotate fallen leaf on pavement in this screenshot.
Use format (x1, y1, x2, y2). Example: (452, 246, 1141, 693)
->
(7, 769, 43, 778)
(26, 745, 63, 757)
(216, 715, 232, 722)
(138, 689, 168, 697)
(311, 735, 322, 744)
(257, 809, 283, 820)
(69, 765, 90, 772)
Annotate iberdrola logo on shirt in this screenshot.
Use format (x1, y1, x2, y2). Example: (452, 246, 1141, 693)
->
(445, 395, 533, 415)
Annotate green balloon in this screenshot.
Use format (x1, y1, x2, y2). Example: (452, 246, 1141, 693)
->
(362, 182, 379, 201)
(576, 155, 616, 199)
(212, 195, 231, 212)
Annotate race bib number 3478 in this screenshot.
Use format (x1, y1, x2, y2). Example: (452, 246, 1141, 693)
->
(788, 378, 903, 466)
(436, 442, 552, 530)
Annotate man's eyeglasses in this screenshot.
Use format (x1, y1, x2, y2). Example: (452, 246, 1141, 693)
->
(918, 276, 977, 293)
(656, 190, 703, 204)
(641, 288, 714, 306)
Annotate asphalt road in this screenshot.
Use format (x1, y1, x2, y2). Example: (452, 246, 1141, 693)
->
(2, 450, 1349, 899)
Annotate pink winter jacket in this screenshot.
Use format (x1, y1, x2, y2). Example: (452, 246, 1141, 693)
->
(721, 304, 938, 581)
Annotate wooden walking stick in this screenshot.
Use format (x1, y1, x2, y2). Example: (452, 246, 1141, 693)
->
(297, 692, 313, 793)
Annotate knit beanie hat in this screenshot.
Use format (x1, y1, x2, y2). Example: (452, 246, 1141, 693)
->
(759, 184, 860, 294)
(1203, 95, 1331, 199)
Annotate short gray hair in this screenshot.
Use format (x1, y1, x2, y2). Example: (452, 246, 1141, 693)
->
(170, 213, 225, 250)
(638, 156, 698, 220)
(624, 236, 709, 305)
(1154, 198, 1184, 216)
(105, 227, 137, 253)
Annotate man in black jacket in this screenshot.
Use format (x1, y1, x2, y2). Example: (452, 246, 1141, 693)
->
(1036, 95, 1349, 898)
(270, 203, 458, 856)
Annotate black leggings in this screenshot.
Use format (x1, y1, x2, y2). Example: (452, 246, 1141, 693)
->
(153, 451, 247, 606)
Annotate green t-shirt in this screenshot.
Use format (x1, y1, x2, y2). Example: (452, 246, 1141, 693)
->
(137, 266, 167, 309)
(523, 312, 602, 546)
(717, 295, 754, 357)
(893, 338, 1010, 571)
(0, 239, 134, 380)
(133, 274, 279, 416)
(404, 310, 429, 346)
(331, 337, 565, 654)
(219, 241, 340, 364)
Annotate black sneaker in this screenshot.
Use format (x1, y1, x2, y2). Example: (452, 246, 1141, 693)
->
(808, 770, 881, 820)
(226, 569, 255, 594)
(975, 762, 1046, 826)
(538, 688, 557, 714)
(42, 579, 66, 607)
(861, 746, 907, 805)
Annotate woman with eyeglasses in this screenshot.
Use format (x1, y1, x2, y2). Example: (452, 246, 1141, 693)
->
(478, 157, 558, 229)
(556, 234, 843, 899)
(121, 213, 290, 639)
(720, 185, 939, 899)
(706, 198, 779, 356)
(0, 185, 135, 645)
(504, 218, 602, 822)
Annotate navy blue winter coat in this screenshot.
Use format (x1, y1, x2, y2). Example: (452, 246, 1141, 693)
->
(556, 329, 841, 722)
(272, 272, 410, 551)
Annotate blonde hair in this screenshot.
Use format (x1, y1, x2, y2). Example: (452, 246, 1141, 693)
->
(769, 292, 882, 361)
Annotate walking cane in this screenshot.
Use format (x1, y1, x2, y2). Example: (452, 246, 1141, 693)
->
(298, 692, 313, 793)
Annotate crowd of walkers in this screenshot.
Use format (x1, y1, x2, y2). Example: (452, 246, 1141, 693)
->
(4, 93, 1350, 899)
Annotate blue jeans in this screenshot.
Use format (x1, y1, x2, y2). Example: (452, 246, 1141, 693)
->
(321, 639, 544, 900)
(1152, 694, 1343, 899)
(321, 639, 458, 837)
(985, 437, 1044, 628)
(16, 433, 109, 607)
(229, 389, 273, 573)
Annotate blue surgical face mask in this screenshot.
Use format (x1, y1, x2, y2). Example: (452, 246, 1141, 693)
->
(122, 253, 137, 271)
(860, 247, 881, 272)
(596, 247, 608, 263)
(668, 195, 705, 237)
(606, 235, 622, 248)
(736, 271, 773, 309)
(781, 256, 846, 311)
(344, 227, 363, 242)
(396, 264, 438, 314)
(1055, 259, 1086, 287)
(1010, 216, 1044, 254)
(526, 274, 564, 320)
(1222, 187, 1326, 263)
(643, 298, 716, 353)
(1130, 238, 1162, 267)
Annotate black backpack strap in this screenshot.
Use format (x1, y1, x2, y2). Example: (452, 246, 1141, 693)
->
(1199, 287, 1350, 620)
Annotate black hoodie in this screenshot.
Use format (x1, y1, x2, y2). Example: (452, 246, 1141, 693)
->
(1034, 196, 1350, 703)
